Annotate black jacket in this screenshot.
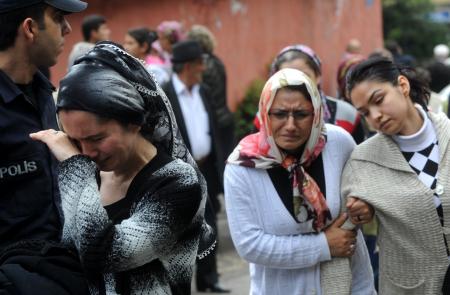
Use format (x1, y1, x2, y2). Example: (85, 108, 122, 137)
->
(162, 78, 225, 210)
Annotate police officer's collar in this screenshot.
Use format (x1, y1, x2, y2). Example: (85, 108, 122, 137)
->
(0, 69, 55, 104)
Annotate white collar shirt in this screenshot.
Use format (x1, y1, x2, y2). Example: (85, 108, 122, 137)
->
(172, 74, 211, 161)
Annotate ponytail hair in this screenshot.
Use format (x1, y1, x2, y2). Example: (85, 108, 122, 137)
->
(346, 57, 430, 110)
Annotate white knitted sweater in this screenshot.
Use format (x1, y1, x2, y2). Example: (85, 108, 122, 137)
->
(225, 124, 375, 295)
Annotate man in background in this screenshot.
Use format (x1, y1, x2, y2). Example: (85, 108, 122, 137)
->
(67, 14, 110, 68)
(187, 24, 235, 166)
(163, 40, 230, 293)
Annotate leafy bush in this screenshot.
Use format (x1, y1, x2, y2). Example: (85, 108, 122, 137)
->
(383, 0, 450, 61)
(234, 79, 265, 141)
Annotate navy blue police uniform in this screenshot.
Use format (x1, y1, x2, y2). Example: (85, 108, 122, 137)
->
(0, 70, 90, 294)
(0, 70, 61, 250)
(0, 0, 90, 293)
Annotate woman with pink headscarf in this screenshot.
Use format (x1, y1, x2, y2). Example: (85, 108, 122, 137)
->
(156, 20, 186, 65)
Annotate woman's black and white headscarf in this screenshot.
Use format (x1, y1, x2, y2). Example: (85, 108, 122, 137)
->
(57, 41, 214, 257)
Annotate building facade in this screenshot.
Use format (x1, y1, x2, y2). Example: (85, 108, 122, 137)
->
(54, 0, 383, 111)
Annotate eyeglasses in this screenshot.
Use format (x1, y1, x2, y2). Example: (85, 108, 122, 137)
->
(268, 109, 314, 122)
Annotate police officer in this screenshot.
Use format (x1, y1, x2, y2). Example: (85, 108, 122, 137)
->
(0, 1, 88, 293)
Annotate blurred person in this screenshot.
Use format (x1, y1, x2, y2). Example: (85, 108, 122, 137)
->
(123, 26, 170, 84)
(368, 47, 394, 61)
(342, 38, 362, 60)
(337, 54, 365, 102)
(426, 44, 450, 93)
(224, 68, 375, 295)
(439, 84, 450, 116)
(271, 44, 366, 144)
(123, 27, 157, 61)
(345, 57, 450, 294)
(0, 0, 89, 294)
(157, 20, 186, 65)
(31, 41, 214, 294)
(67, 14, 110, 68)
(415, 66, 449, 114)
(385, 40, 416, 67)
(336, 54, 376, 137)
(162, 40, 229, 293)
(146, 40, 165, 65)
(187, 24, 235, 164)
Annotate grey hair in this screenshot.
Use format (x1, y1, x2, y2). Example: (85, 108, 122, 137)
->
(187, 25, 216, 54)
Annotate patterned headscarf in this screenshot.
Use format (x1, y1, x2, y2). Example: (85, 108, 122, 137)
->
(270, 44, 322, 76)
(228, 68, 331, 232)
(57, 41, 214, 257)
(157, 21, 186, 44)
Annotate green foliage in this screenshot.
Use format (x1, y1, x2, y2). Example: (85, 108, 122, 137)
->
(234, 79, 265, 141)
(383, 0, 450, 61)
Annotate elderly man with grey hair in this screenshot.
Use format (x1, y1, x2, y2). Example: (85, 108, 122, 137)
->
(187, 25, 235, 165)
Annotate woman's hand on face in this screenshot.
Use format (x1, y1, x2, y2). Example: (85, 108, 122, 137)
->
(346, 197, 374, 225)
(30, 129, 80, 162)
(324, 213, 357, 258)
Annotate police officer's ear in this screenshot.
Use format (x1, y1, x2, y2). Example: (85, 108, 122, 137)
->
(21, 18, 39, 42)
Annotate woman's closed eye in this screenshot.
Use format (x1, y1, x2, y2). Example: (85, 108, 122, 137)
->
(375, 95, 384, 105)
(86, 136, 105, 143)
(358, 109, 369, 117)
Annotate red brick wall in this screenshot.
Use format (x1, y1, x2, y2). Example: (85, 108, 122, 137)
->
(54, 0, 383, 111)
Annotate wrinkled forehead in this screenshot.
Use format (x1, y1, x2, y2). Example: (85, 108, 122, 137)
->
(271, 87, 313, 109)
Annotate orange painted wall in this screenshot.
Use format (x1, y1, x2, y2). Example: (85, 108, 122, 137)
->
(53, 0, 383, 111)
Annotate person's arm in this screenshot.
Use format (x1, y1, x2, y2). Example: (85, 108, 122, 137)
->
(224, 164, 334, 269)
(59, 156, 201, 273)
(341, 161, 374, 225)
(350, 229, 376, 294)
(339, 157, 376, 294)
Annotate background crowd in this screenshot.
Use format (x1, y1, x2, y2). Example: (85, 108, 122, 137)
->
(3, 0, 450, 294)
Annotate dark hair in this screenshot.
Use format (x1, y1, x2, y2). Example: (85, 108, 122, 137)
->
(280, 84, 312, 102)
(0, 3, 46, 50)
(127, 27, 158, 54)
(82, 14, 106, 41)
(414, 67, 431, 87)
(346, 57, 430, 110)
(272, 50, 321, 77)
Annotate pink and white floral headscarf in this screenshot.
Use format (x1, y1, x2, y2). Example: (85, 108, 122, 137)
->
(228, 68, 330, 232)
